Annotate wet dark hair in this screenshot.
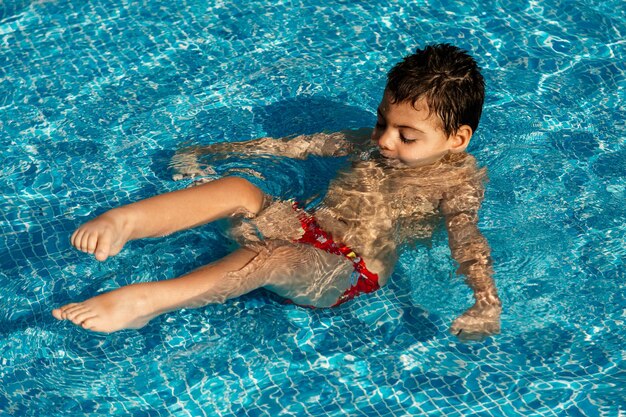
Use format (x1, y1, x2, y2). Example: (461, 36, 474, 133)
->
(386, 43, 485, 137)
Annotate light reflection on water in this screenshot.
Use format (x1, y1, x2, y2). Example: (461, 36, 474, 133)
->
(0, 0, 624, 415)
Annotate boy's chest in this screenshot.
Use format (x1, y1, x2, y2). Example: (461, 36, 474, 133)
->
(388, 187, 440, 219)
(374, 173, 445, 221)
(328, 169, 444, 220)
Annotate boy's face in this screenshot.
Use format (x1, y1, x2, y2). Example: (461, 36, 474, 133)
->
(371, 91, 470, 167)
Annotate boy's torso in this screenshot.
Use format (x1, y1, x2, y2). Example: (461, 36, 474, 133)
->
(237, 152, 485, 284)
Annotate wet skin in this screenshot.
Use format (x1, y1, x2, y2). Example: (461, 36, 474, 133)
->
(53, 95, 501, 337)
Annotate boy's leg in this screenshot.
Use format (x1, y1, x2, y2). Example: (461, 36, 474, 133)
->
(53, 242, 356, 333)
(72, 176, 265, 261)
(52, 247, 263, 333)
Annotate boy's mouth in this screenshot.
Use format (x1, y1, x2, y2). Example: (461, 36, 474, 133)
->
(370, 149, 405, 167)
(379, 149, 394, 159)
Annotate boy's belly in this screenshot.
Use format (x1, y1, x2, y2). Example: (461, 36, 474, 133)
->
(242, 200, 398, 286)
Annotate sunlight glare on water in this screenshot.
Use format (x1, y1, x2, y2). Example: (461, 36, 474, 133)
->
(0, 0, 625, 415)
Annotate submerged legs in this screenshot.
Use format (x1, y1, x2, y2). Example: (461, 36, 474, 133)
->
(53, 240, 355, 333)
(52, 248, 262, 333)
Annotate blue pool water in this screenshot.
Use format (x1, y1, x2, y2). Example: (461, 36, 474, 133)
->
(1, 0, 625, 415)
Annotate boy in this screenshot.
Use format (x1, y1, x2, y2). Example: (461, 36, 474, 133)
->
(53, 44, 502, 338)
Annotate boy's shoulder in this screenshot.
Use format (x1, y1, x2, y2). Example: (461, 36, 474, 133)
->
(438, 152, 487, 214)
(444, 152, 487, 186)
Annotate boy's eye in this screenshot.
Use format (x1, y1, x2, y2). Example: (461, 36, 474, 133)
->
(400, 135, 416, 144)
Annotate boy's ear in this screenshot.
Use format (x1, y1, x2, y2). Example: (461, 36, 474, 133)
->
(449, 125, 473, 153)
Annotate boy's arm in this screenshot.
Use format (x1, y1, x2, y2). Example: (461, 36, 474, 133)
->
(441, 183, 502, 339)
(178, 129, 372, 160)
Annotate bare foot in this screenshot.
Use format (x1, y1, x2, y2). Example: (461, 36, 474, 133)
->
(71, 209, 134, 261)
(450, 303, 502, 341)
(52, 284, 158, 333)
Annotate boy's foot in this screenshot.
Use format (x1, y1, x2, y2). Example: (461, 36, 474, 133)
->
(52, 284, 157, 333)
(71, 209, 133, 261)
(450, 303, 501, 341)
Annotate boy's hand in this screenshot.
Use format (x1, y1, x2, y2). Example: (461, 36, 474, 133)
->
(171, 150, 216, 183)
(450, 302, 501, 341)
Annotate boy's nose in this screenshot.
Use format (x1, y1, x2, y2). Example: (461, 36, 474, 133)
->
(377, 131, 394, 151)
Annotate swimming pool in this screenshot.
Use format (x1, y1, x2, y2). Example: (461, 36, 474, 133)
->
(1, 0, 625, 415)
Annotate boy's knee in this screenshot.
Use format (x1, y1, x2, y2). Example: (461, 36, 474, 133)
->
(226, 176, 266, 216)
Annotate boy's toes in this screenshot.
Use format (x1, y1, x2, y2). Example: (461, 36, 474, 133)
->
(70, 310, 97, 326)
(67, 308, 92, 324)
(52, 303, 80, 321)
(61, 303, 89, 320)
(94, 233, 112, 261)
(86, 232, 98, 254)
(52, 308, 64, 321)
(59, 303, 79, 319)
(71, 229, 85, 251)
(80, 317, 103, 331)
(80, 319, 95, 330)
(53, 303, 99, 327)
(95, 250, 108, 262)
(77, 231, 91, 253)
